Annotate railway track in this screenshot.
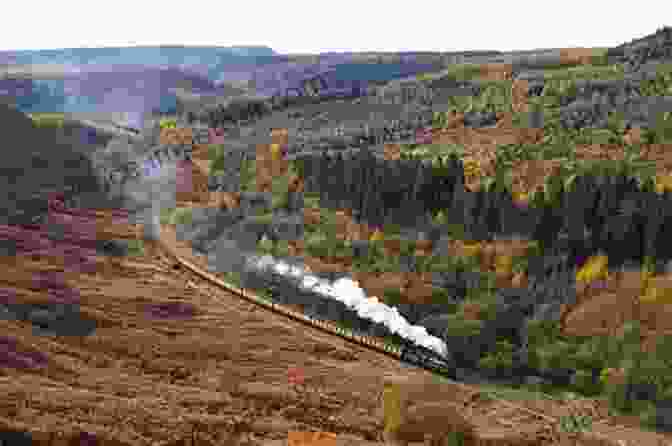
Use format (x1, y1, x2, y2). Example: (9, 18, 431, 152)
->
(41, 162, 667, 444)
(87, 122, 657, 442)
(152, 230, 637, 440)
(165, 236, 672, 444)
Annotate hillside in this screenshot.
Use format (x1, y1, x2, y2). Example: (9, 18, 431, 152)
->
(2, 27, 672, 445)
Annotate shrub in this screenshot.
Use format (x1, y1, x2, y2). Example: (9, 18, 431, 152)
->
(159, 117, 177, 129)
(478, 339, 515, 370)
(642, 111, 672, 145)
(558, 413, 593, 433)
(570, 340, 607, 371)
(570, 368, 602, 396)
(125, 239, 145, 257)
(639, 281, 672, 304)
(575, 254, 609, 284)
(444, 315, 483, 338)
(170, 207, 193, 226)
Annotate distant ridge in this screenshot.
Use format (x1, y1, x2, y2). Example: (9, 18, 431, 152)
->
(0, 46, 277, 66)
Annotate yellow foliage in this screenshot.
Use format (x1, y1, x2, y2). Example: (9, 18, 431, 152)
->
(655, 174, 672, 194)
(513, 191, 529, 202)
(576, 255, 609, 284)
(159, 118, 177, 129)
(370, 229, 384, 242)
(495, 255, 513, 275)
(463, 159, 481, 177)
(382, 381, 403, 433)
(270, 143, 283, 161)
(462, 242, 482, 258)
(599, 367, 613, 384)
(639, 283, 672, 305)
(641, 268, 654, 288)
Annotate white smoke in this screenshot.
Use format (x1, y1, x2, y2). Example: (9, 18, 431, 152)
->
(246, 254, 448, 357)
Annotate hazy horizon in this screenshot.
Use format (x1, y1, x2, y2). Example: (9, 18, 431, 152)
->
(1, 0, 668, 54)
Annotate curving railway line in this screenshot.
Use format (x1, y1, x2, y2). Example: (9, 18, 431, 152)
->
(153, 226, 639, 438)
(84, 114, 665, 442)
(153, 223, 667, 445)
(39, 175, 660, 444)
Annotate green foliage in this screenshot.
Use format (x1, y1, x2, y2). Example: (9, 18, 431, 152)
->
(652, 335, 672, 367)
(415, 250, 450, 273)
(638, 402, 661, 430)
(494, 143, 540, 169)
(124, 239, 145, 257)
(442, 64, 484, 82)
(239, 158, 257, 191)
(569, 339, 607, 371)
(268, 172, 293, 210)
(432, 110, 449, 129)
(330, 238, 355, 259)
(479, 339, 515, 370)
(397, 238, 417, 257)
(223, 270, 242, 287)
(30, 113, 65, 129)
(538, 78, 579, 105)
(160, 207, 175, 225)
(159, 117, 178, 129)
(642, 111, 672, 145)
(256, 287, 273, 303)
(443, 314, 483, 338)
(442, 81, 514, 116)
(605, 111, 629, 140)
(510, 254, 529, 275)
(383, 288, 405, 307)
(541, 62, 623, 81)
(588, 52, 611, 67)
(431, 209, 449, 226)
(401, 142, 467, 162)
(463, 273, 497, 304)
(257, 233, 275, 254)
(430, 288, 458, 311)
(362, 254, 401, 274)
(271, 239, 291, 257)
(160, 207, 194, 226)
(525, 319, 563, 347)
(445, 223, 466, 240)
(639, 63, 672, 96)
(171, 207, 193, 226)
(532, 341, 579, 373)
(415, 72, 434, 82)
(303, 193, 321, 209)
(628, 355, 670, 401)
(445, 431, 467, 446)
(208, 145, 228, 173)
(604, 380, 635, 413)
(570, 368, 603, 396)
(382, 222, 402, 236)
(304, 232, 330, 258)
(542, 155, 657, 197)
(615, 321, 645, 360)
(558, 413, 593, 433)
(427, 257, 461, 274)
